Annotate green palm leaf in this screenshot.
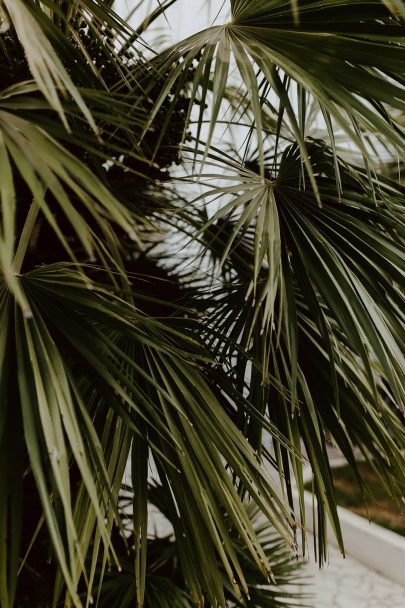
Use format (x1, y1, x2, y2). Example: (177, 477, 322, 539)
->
(142, 0, 405, 174)
(187, 138, 405, 560)
(95, 490, 310, 608)
(1, 264, 300, 607)
(0, 0, 98, 132)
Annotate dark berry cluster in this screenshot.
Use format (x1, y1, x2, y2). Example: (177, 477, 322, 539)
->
(0, 28, 31, 88)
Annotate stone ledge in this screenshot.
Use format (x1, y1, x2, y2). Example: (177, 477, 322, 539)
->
(297, 458, 405, 587)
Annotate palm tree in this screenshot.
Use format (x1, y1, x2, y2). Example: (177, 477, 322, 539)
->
(0, 1, 404, 606)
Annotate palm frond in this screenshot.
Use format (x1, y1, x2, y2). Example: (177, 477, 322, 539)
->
(183, 139, 405, 560)
(1, 2, 405, 606)
(95, 486, 311, 608)
(141, 0, 405, 173)
(0, 263, 300, 607)
(0, 0, 100, 131)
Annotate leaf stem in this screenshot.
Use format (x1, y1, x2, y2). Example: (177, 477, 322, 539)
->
(13, 200, 40, 274)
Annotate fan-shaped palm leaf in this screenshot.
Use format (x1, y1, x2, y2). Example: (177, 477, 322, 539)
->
(142, 0, 405, 176)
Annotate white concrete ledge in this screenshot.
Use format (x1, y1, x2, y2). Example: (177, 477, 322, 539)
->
(297, 460, 405, 586)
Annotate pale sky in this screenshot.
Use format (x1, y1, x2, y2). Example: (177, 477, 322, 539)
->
(114, 0, 229, 43)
